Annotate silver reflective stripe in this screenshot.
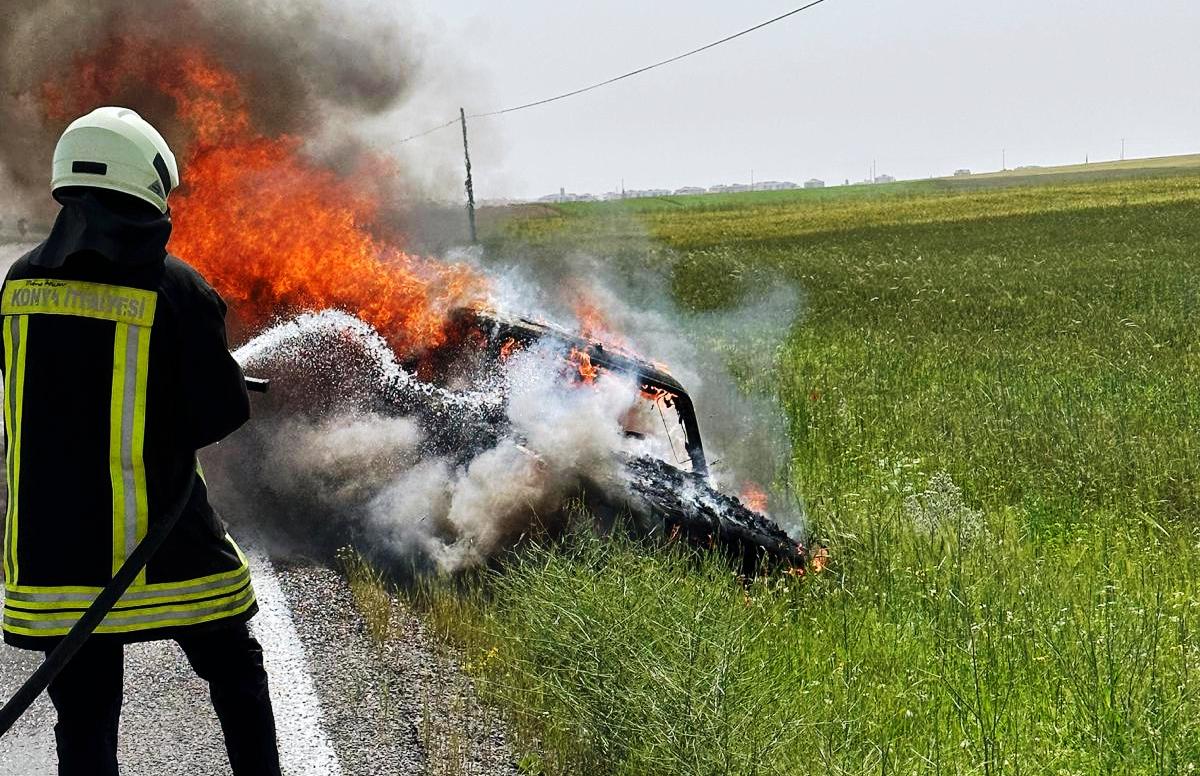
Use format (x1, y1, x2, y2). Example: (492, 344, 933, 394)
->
(4, 567, 251, 604)
(4, 586, 256, 632)
(121, 324, 140, 564)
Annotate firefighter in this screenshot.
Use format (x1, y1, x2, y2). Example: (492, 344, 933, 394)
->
(0, 107, 281, 775)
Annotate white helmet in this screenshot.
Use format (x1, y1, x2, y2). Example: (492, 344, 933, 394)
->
(51, 107, 180, 214)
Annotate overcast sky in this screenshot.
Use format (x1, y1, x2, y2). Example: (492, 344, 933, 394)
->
(396, 0, 1197, 200)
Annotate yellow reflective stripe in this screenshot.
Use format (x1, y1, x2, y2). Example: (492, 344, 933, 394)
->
(5, 586, 252, 620)
(5, 603, 258, 637)
(1, 278, 156, 327)
(5, 590, 254, 627)
(3, 315, 28, 585)
(6, 569, 252, 610)
(3, 587, 256, 637)
(5, 561, 251, 596)
(132, 324, 151, 586)
(13, 315, 25, 584)
(119, 327, 139, 575)
(3, 315, 13, 584)
(108, 322, 150, 579)
(110, 323, 129, 575)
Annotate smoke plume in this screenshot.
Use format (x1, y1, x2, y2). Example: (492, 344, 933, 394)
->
(0, 0, 420, 205)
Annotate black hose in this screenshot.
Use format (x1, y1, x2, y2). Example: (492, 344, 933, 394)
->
(0, 470, 196, 737)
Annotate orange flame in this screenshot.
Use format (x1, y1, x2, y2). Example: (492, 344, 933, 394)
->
(639, 386, 671, 403)
(573, 295, 625, 346)
(740, 482, 769, 514)
(39, 36, 482, 356)
(787, 544, 830, 577)
(811, 546, 830, 573)
(498, 337, 521, 361)
(568, 347, 600, 383)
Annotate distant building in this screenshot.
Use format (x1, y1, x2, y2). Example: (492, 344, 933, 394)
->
(954, 169, 972, 177)
(538, 187, 594, 203)
(757, 181, 797, 191)
(804, 178, 825, 189)
(674, 186, 706, 196)
(874, 174, 895, 184)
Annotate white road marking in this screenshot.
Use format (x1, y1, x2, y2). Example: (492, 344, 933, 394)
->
(248, 554, 344, 776)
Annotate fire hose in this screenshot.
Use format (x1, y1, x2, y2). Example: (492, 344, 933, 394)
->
(0, 376, 269, 738)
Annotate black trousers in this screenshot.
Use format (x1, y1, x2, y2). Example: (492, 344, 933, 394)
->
(43, 622, 281, 776)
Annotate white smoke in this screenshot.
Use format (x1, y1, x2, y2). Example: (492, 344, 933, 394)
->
(261, 413, 423, 507)
(368, 343, 645, 570)
(222, 311, 656, 573)
(458, 246, 806, 528)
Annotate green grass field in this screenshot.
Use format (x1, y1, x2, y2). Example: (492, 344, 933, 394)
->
(402, 160, 1200, 774)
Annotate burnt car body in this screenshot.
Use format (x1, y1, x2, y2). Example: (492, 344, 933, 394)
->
(431, 308, 810, 572)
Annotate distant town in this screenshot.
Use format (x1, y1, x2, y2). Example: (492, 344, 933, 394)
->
(481, 164, 1064, 206)
(482, 172, 907, 206)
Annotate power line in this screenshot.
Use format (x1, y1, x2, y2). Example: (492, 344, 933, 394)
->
(397, 117, 459, 144)
(398, 0, 833, 142)
(471, 0, 831, 118)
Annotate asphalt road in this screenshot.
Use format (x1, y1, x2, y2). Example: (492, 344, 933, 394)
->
(0, 553, 516, 775)
(0, 241, 516, 774)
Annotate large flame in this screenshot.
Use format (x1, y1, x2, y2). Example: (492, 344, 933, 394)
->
(39, 36, 481, 356)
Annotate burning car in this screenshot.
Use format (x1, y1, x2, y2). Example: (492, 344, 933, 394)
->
(226, 305, 813, 576)
(407, 306, 812, 573)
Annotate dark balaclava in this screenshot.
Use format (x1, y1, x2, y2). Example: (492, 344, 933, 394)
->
(29, 187, 173, 269)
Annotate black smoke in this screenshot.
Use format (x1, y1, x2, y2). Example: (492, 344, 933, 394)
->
(0, 0, 420, 206)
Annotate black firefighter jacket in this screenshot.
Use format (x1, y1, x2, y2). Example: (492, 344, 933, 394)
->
(1, 197, 255, 649)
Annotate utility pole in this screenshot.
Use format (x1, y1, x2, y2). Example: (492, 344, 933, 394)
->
(1121, 138, 1126, 161)
(459, 107, 477, 244)
(1002, 148, 1006, 171)
(750, 168, 755, 191)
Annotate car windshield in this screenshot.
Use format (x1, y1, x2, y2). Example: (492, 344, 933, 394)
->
(620, 387, 693, 471)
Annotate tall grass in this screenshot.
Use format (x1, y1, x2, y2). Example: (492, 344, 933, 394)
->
(418, 499, 1200, 774)
(412, 169, 1200, 774)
